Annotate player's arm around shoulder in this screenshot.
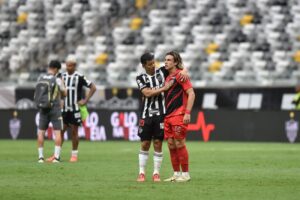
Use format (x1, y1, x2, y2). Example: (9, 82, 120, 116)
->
(178, 67, 189, 82)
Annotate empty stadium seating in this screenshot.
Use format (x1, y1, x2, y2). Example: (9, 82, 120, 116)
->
(0, 0, 300, 86)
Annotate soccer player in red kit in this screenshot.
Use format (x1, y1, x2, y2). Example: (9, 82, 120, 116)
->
(163, 51, 195, 182)
(136, 52, 189, 182)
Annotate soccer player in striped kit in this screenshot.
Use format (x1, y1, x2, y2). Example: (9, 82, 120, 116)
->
(163, 51, 195, 182)
(136, 52, 188, 182)
(47, 56, 96, 162)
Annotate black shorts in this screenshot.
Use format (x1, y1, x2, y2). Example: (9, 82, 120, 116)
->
(62, 110, 82, 127)
(39, 108, 63, 131)
(138, 115, 164, 141)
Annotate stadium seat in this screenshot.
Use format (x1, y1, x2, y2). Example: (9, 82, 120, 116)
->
(0, 0, 299, 86)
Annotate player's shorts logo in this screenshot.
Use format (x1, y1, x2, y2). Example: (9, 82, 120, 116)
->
(174, 126, 182, 136)
(139, 119, 145, 127)
(160, 123, 164, 129)
(74, 112, 81, 119)
(139, 127, 143, 134)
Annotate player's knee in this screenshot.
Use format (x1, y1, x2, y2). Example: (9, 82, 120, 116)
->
(141, 141, 151, 150)
(175, 139, 185, 148)
(153, 140, 162, 151)
(167, 140, 176, 149)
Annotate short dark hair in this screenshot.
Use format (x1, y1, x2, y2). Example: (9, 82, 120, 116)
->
(48, 60, 61, 70)
(140, 52, 154, 65)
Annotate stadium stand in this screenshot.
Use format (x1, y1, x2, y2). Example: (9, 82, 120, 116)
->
(0, 0, 300, 87)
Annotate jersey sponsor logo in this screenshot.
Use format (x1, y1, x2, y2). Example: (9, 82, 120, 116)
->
(149, 109, 159, 114)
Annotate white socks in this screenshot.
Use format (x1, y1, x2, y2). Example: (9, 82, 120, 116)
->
(139, 150, 163, 175)
(38, 147, 43, 158)
(174, 171, 181, 177)
(182, 172, 190, 177)
(153, 151, 163, 175)
(72, 150, 78, 157)
(139, 150, 149, 174)
(54, 146, 61, 159)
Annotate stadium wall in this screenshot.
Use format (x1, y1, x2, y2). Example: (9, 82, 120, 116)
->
(0, 86, 298, 142)
(12, 86, 296, 110)
(1, 109, 299, 143)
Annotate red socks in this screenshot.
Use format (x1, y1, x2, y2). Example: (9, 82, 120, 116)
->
(169, 146, 189, 172)
(169, 148, 180, 172)
(177, 146, 189, 172)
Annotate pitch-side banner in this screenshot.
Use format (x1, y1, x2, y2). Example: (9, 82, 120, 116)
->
(0, 109, 298, 143)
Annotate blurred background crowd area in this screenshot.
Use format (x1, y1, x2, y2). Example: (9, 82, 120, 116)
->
(1, 0, 300, 87)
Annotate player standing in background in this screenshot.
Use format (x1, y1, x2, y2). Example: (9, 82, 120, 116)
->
(136, 52, 188, 182)
(163, 51, 195, 182)
(36, 60, 67, 163)
(47, 56, 96, 162)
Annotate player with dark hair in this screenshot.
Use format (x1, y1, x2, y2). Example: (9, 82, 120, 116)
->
(136, 52, 188, 182)
(47, 56, 96, 162)
(163, 51, 195, 182)
(36, 60, 67, 163)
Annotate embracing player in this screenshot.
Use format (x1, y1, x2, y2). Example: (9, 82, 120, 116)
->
(163, 51, 195, 182)
(136, 52, 188, 182)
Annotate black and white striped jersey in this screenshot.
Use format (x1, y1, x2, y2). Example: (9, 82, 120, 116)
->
(62, 71, 92, 112)
(136, 66, 169, 119)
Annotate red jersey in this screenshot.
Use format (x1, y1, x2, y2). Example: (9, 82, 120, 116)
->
(165, 69, 193, 118)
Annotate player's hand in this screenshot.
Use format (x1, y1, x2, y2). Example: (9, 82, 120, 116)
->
(163, 79, 174, 91)
(179, 71, 189, 82)
(183, 113, 191, 124)
(78, 99, 87, 106)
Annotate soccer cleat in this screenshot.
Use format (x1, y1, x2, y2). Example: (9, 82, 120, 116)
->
(46, 155, 55, 162)
(52, 157, 60, 163)
(38, 157, 44, 163)
(69, 155, 78, 162)
(175, 174, 191, 182)
(164, 174, 181, 182)
(152, 174, 161, 182)
(137, 173, 146, 182)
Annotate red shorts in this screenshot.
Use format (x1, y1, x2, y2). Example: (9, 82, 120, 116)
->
(164, 115, 187, 140)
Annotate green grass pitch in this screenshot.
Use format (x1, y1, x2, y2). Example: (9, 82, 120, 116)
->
(0, 140, 299, 200)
